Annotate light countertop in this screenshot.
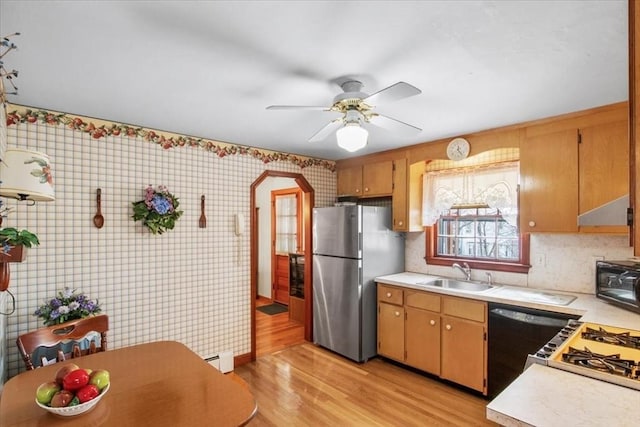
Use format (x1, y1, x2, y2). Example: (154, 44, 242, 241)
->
(375, 272, 640, 427)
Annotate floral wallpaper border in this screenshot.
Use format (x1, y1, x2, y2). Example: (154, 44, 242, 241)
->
(5, 104, 336, 172)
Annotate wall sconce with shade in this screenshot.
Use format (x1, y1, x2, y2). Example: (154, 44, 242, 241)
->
(0, 148, 55, 202)
(0, 147, 54, 291)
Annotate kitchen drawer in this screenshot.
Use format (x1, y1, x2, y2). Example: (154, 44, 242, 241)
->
(405, 291, 440, 312)
(443, 297, 486, 323)
(378, 285, 403, 306)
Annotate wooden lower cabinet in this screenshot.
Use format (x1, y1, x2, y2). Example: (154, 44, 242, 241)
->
(378, 301, 405, 361)
(377, 284, 487, 394)
(441, 316, 486, 392)
(405, 306, 440, 375)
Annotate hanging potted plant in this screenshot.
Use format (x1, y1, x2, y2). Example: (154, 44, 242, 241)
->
(0, 227, 40, 262)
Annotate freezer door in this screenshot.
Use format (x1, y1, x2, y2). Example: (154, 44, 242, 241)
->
(313, 206, 361, 259)
(313, 254, 362, 362)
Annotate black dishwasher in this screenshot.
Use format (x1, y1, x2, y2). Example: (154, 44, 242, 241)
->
(487, 302, 580, 398)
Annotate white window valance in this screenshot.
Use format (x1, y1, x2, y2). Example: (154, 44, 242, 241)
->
(422, 161, 519, 227)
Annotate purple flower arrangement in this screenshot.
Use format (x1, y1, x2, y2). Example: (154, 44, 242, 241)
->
(131, 185, 183, 234)
(34, 287, 101, 326)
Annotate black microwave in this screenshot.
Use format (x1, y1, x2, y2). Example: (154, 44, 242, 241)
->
(596, 260, 640, 314)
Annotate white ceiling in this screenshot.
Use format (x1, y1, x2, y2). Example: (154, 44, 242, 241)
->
(0, 1, 628, 161)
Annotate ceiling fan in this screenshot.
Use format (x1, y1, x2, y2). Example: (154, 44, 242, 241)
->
(266, 80, 422, 152)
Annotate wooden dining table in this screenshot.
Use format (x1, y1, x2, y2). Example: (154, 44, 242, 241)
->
(0, 341, 257, 426)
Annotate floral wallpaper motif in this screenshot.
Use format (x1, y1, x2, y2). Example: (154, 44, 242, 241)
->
(6, 107, 336, 172)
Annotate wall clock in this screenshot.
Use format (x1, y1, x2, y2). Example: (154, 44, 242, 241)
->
(446, 137, 470, 161)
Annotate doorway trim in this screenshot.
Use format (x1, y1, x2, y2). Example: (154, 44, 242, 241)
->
(250, 170, 314, 361)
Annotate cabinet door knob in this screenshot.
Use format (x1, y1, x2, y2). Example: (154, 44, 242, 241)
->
(528, 221, 536, 227)
(394, 311, 400, 317)
(445, 324, 452, 331)
(356, 188, 360, 193)
(364, 187, 369, 192)
(429, 320, 436, 326)
(398, 221, 403, 226)
(386, 292, 392, 298)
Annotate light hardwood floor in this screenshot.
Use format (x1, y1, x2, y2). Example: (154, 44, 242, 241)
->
(256, 297, 305, 357)
(237, 342, 497, 426)
(250, 298, 495, 426)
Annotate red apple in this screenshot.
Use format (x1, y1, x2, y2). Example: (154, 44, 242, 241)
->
(55, 363, 80, 386)
(62, 368, 90, 392)
(50, 390, 74, 408)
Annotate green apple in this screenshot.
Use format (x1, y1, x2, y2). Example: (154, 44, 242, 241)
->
(89, 369, 110, 391)
(36, 381, 60, 405)
(50, 390, 74, 408)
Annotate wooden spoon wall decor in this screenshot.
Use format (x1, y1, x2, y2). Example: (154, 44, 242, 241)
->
(199, 195, 207, 228)
(93, 188, 104, 229)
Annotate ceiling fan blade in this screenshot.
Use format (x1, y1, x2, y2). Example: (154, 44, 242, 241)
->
(364, 82, 421, 105)
(369, 114, 422, 135)
(266, 105, 329, 111)
(309, 119, 343, 143)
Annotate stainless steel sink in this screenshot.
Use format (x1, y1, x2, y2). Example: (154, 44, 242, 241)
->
(418, 278, 495, 292)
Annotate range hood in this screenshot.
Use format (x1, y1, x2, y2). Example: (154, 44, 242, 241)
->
(577, 195, 630, 226)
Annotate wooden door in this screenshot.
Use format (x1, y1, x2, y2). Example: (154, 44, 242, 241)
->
(377, 302, 405, 362)
(405, 307, 440, 375)
(440, 316, 486, 393)
(273, 254, 289, 305)
(520, 129, 579, 232)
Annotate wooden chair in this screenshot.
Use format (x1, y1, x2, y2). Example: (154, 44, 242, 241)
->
(16, 314, 109, 370)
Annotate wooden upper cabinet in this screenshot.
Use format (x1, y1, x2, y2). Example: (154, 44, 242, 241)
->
(392, 158, 408, 231)
(337, 165, 363, 196)
(337, 160, 394, 198)
(362, 160, 393, 196)
(520, 129, 579, 233)
(578, 121, 629, 233)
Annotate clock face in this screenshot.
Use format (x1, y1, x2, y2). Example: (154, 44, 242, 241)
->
(447, 138, 470, 161)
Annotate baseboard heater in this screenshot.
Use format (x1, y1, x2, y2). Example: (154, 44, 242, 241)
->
(205, 350, 234, 373)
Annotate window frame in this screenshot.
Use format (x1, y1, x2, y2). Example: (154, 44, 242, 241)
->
(425, 206, 531, 274)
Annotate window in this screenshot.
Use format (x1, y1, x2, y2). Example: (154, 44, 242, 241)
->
(272, 188, 302, 253)
(423, 160, 530, 273)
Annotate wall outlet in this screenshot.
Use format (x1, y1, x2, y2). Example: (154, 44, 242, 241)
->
(534, 254, 547, 267)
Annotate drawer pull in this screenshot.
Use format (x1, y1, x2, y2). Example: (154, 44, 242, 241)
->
(445, 324, 452, 331)
(429, 320, 436, 326)
(386, 292, 392, 298)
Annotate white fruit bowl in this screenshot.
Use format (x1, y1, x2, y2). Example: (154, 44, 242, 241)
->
(36, 383, 110, 417)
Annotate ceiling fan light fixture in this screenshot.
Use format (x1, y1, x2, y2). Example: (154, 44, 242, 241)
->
(336, 123, 368, 152)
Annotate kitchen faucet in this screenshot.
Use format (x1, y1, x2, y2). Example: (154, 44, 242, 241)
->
(452, 262, 471, 281)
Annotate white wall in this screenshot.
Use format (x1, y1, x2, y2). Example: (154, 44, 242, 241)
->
(256, 177, 298, 298)
(3, 108, 336, 378)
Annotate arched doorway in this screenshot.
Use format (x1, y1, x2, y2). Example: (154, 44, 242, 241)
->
(250, 170, 314, 361)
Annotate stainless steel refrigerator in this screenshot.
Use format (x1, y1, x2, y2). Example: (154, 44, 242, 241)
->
(312, 205, 405, 362)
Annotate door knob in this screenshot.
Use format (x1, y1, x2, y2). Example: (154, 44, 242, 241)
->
(445, 324, 452, 330)
(394, 311, 400, 317)
(386, 292, 392, 298)
(429, 320, 436, 326)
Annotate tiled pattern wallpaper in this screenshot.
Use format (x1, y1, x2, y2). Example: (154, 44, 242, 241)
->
(2, 111, 336, 378)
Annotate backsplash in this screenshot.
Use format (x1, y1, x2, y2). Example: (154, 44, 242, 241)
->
(1, 107, 336, 378)
(405, 231, 633, 293)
